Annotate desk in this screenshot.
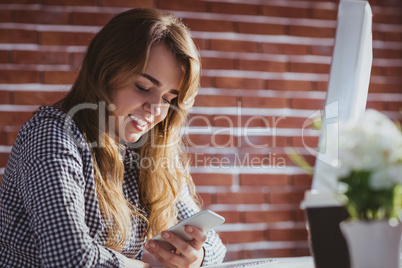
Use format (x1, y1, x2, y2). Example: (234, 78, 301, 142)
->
(206, 256, 314, 268)
(271, 257, 314, 268)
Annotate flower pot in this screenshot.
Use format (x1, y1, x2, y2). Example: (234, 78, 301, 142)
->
(340, 220, 402, 268)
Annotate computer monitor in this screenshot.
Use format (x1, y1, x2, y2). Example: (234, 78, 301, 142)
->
(311, 0, 373, 190)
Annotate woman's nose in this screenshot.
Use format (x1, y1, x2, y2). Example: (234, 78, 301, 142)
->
(143, 102, 161, 117)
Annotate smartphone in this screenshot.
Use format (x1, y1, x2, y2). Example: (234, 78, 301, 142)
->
(151, 209, 225, 251)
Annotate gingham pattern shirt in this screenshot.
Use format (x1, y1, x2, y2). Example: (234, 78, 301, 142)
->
(0, 106, 226, 267)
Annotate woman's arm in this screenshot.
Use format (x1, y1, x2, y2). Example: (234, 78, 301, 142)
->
(17, 121, 125, 267)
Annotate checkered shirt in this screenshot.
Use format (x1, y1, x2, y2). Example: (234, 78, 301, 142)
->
(0, 106, 226, 267)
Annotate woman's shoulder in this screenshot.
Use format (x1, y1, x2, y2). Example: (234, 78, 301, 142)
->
(15, 106, 87, 155)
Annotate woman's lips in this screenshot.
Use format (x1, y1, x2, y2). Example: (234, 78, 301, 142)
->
(129, 114, 149, 131)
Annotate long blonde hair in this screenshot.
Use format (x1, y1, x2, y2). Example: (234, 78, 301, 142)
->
(55, 8, 200, 251)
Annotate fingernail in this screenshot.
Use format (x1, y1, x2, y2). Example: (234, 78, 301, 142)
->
(186, 226, 193, 233)
(162, 231, 170, 239)
(148, 241, 156, 248)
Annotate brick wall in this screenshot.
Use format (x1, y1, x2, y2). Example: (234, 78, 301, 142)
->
(0, 0, 401, 262)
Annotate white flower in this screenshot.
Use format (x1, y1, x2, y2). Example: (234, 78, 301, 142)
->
(370, 165, 402, 190)
(338, 109, 402, 172)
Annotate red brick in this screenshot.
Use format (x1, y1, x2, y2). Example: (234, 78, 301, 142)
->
(210, 2, 259, 15)
(156, 0, 207, 12)
(210, 39, 258, 53)
(13, 10, 69, 25)
(40, 32, 94, 46)
(0, 111, 33, 125)
(289, 62, 331, 74)
(289, 25, 335, 38)
(42, 0, 97, 5)
(241, 96, 287, 109)
(386, 101, 402, 111)
(239, 59, 286, 72)
(12, 50, 69, 65)
(0, 10, 11, 23)
(0, 70, 40, 83)
(3, 126, 20, 146)
(0, 29, 37, 44)
(309, 45, 334, 56)
(196, 192, 212, 207)
(262, 5, 308, 18)
(215, 210, 242, 224)
(0, 0, 39, 3)
(291, 136, 319, 148)
(238, 135, 288, 149)
(200, 76, 212, 88)
(244, 210, 294, 223)
(237, 135, 269, 148)
(12, 91, 67, 105)
(216, 191, 265, 204)
(220, 230, 266, 244)
(291, 174, 313, 187)
(373, 14, 402, 25)
(373, 48, 402, 59)
(237, 22, 285, 35)
(262, 43, 308, 55)
(0, 91, 10, 104)
(0, 50, 8, 63)
(100, 0, 153, 7)
(186, 114, 212, 127)
(201, 57, 236, 70)
(239, 174, 288, 186)
(369, 82, 401, 93)
(183, 19, 234, 32)
(269, 116, 307, 129)
(193, 38, 208, 51)
(192, 173, 233, 186)
(268, 228, 308, 241)
(70, 52, 85, 68)
(269, 189, 305, 204)
(386, 66, 402, 76)
(211, 115, 265, 128)
(291, 98, 325, 110)
(267, 80, 313, 91)
(194, 95, 238, 107)
(185, 134, 236, 148)
(0, 152, 10, 167)
(295, 209, 307, 222)
(71, 12, 114, 26)
(311, 8, 337, 20)
(42, 70, 78, 85)
(315, 81, 329, 91)
(215, 76, 265, 90)
(366, 100, 384, 110)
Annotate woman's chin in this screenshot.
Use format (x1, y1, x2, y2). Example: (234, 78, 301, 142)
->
(121, 133, 142, 144)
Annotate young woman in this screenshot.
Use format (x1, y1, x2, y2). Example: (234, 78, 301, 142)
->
(0, 8, 226, 268)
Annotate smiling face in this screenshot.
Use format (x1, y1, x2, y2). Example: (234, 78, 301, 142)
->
(111, 43, 183, 143)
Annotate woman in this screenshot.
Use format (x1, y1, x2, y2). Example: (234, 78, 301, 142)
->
(0, 8, 226, 267)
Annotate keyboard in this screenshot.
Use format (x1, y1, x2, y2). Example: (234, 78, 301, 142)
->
(206, 258, 278, 267)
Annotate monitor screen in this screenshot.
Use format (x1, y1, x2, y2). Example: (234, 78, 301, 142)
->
(311, 0, 373, 190)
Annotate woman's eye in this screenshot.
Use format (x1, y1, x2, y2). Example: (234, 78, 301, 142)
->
(162, 97, 171, 104)
(136, 84, 149, 92)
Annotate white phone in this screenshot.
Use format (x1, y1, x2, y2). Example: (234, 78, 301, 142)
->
(151, 209, 225, 251)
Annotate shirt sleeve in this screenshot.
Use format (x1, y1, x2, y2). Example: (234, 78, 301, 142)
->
(176, 183, 227, 266)
(17, 125, 124, 267)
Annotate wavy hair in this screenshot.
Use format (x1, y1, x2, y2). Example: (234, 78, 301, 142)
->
(54, 8, 200, 251)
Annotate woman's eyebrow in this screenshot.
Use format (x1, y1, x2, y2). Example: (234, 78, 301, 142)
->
(141, 73, 160, 86)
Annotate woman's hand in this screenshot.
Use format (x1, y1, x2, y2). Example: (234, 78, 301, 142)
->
(144, 225, 206, 267)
